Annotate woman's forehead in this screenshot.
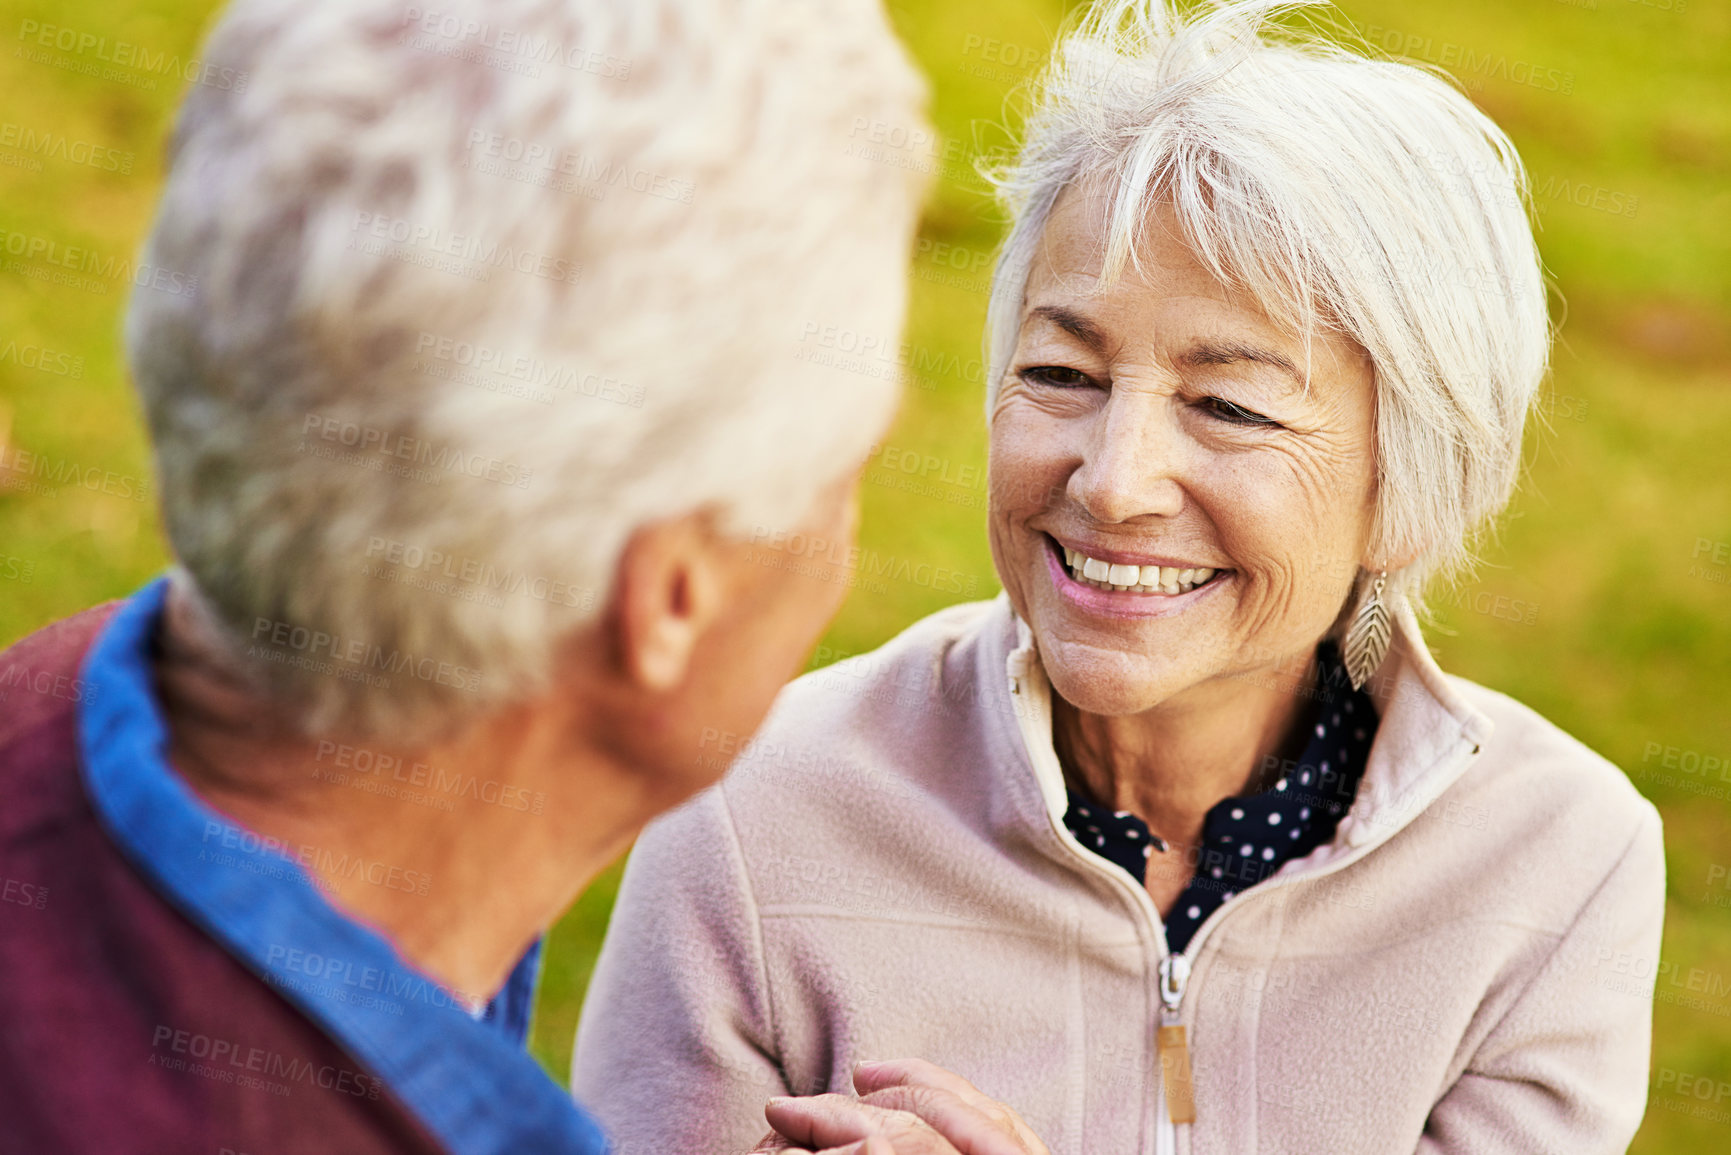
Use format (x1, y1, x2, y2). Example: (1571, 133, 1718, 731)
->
(1024, 185, 1369, 377)
(1028, 197, 1283, 343)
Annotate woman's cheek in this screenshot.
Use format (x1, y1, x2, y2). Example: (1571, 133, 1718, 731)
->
(991, 412, 1072, 509)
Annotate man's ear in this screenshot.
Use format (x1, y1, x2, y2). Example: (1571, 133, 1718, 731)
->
(610, 512, 730, 692)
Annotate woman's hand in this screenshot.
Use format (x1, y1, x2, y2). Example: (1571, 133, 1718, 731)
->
(747, 1058, 1051, 1155)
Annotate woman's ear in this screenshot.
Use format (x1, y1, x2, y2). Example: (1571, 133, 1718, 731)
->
(610, 513, 729, 692)
(1361, 533, 1426, 577)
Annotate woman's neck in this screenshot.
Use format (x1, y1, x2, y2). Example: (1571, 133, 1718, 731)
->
(1052, 651, 1320, 856)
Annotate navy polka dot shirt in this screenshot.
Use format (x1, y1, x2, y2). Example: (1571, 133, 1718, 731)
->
(1061, 643, 1378, 955)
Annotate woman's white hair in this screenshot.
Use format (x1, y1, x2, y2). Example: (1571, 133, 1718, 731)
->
(128, 0, 928, 738)
(986, 0, 1550, 617)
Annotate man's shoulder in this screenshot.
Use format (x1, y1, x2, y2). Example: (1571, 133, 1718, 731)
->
(0, 600, 123, 749)
(0, 600, 449, 1154)
(0, 601, 125, 852)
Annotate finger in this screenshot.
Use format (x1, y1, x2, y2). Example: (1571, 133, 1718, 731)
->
(856, 1086, 1036, 1155)
(854, 1066, 1046, 1153)
(855, 1058, 985, 1101)
(813, 1140, 893, 1155)
(768, 1095, 965, 1154)
(765, 1095, 892, 1150)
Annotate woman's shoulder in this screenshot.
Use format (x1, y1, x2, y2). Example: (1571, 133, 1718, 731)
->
(1441, 672, 1661, 852)
(714, 596, 1021, 810)
(766, 596, 1009, 736)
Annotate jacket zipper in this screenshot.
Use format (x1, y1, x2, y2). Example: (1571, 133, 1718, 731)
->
(1010, 652, 1482, 1154)
(1045, 756, 1474, 1153)
(1155, 953, 1193, 1155)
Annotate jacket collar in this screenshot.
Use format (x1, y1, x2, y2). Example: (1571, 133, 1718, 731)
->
(995, 591, 1494, 868)
(76, 578, 605, 1155)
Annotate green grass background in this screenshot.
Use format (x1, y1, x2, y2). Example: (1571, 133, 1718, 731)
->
(1, 0, 1727, 1148)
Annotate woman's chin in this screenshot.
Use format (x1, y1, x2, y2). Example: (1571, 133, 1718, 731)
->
(1040, 650, 1192, 717)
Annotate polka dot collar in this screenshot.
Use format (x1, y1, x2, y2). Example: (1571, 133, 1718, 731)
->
(1060, 642, 1379, 955)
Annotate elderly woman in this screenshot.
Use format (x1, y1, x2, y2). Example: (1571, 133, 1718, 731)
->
(573, 3, 1666, 1153)
(0, 0, 959, 1151)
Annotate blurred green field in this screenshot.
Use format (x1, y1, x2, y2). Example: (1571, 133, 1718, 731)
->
(2, 0, 1727, 1149)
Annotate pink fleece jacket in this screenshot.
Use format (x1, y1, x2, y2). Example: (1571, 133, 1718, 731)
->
(572, 596, 1664, 1154)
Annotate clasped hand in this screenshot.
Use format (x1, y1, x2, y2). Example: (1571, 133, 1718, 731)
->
(749, 1058, 1051, 1155)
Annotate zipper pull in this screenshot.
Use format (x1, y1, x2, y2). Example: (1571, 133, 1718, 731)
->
(1157, 954, 1196, 1125)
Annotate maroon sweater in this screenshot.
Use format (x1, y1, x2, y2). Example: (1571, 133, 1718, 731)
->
(0, 606, 445, 1155)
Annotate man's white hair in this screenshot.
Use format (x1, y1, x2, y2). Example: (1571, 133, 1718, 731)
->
(986, 0, 1550, 615)
(128, 0, 929, 738)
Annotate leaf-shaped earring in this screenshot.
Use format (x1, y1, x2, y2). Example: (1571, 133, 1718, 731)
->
(1343, 570, 1391, 691)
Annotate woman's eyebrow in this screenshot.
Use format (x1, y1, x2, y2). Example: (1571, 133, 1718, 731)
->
(1177, 340, 1303, 389)
(1027, 304, 1109, 353)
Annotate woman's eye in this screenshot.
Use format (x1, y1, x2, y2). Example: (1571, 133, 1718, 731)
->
(1203, 396, 1278, 426)
(1018, 365, 1094, 389)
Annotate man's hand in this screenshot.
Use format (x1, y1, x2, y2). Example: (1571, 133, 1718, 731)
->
(747, 1058, 1051, 1155)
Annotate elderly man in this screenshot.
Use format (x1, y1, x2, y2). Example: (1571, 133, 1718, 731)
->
(0, 0, 1044, 1151)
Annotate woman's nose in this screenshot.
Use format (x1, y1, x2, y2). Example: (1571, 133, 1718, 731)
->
(1067, 394, 1186, 524)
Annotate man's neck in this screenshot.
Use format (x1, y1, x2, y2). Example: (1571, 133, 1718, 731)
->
(154, 591, 661, 1002)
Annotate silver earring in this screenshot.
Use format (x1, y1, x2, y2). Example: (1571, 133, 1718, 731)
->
(1343, 570, 1391, 691)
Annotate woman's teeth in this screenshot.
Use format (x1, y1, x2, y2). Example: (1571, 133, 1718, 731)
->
(1063, 547, 1216, 594)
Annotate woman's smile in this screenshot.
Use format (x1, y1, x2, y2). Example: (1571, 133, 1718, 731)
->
(1041, 532, 1233, 620)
